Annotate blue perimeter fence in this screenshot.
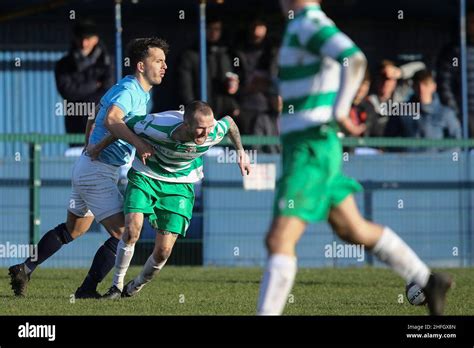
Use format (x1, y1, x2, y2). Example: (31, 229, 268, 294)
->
(0, 135, 473, 268)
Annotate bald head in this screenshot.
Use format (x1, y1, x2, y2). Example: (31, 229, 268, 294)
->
(183, 101, 215, 145)
(184, 100, 213, 123)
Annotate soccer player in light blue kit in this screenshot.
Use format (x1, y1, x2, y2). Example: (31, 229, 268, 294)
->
(8, 38, 168, 299)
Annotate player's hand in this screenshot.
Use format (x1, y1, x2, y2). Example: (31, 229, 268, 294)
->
(135, 139, 155, 165)
(86, 143, 100, 160)
(339, 118, 367, 137)
(238, 150, 251, 176)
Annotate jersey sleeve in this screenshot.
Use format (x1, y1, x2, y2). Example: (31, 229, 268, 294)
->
(128, 112, 186, 146)
(217, 117, 231, 136)
(108, 88, 134, 115)
(298, 16, 361, 63)
(125, 115, 148, 131)
(207, 117, 231, 144)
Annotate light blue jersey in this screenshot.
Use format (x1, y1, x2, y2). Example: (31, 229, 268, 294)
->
(89, 75, 150, 166)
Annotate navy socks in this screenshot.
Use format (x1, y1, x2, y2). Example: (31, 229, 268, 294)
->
(24, 223, 73, 274)
(79, 236, 119, 291)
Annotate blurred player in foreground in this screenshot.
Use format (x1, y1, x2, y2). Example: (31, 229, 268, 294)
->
(88, 101, 251, 299)
(8, 37, 167, 298)
(257, 0, 452, 315)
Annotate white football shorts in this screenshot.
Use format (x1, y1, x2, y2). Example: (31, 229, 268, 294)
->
(68, 153, 124, 222)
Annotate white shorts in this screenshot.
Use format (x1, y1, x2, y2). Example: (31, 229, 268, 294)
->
(68, 154, 124, 222)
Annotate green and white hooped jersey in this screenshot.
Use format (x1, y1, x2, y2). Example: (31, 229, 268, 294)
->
(125, 111, 230, 183)
(279, 4, 361, 134)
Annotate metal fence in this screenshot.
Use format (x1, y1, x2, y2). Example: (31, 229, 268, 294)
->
(203, 143, 473, 268)
(0, 134, 473, 268)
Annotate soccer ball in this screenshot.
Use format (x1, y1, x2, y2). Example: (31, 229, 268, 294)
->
(405, 282, 427, 306)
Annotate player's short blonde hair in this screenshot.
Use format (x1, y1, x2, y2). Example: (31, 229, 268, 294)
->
(184, 101, 213, 125)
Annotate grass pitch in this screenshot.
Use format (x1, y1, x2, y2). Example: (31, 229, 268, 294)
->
(1, 267, 472, 315)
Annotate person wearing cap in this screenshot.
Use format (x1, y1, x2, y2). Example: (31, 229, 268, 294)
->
(55, 19, 114, 145)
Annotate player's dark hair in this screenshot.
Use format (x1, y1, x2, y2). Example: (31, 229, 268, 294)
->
(127, 37, 169, 72)
(184, 100, 213, 124)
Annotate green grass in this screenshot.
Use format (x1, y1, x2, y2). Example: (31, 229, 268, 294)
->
(1, 267, 472, 315)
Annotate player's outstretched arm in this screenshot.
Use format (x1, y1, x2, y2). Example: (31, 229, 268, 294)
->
(84, 103, 118, 160)
(222, 116, 251, 176)
(104, 105, 155, 164)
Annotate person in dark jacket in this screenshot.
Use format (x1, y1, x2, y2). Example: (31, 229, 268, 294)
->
(233, 20, 276, 133)
(387, 70, 461, 152)
(177, 17, 239, 119)
(411, 70, 461, 143)
(436, 10, 474, 137)
(55, 20, 114, 144)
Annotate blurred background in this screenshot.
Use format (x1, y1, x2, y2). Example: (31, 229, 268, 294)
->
(0, 0, 473, 269)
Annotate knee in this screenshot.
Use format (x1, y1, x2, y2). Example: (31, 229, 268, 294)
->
(124, 223, 142, 245)
(153, 246, 173, 263)
(265, 233, 287, 254)
(330, 220, 351, 241)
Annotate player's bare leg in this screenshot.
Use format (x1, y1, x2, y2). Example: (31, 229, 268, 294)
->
(102, 212, 143, 299)
(329, 195, 452, 315)
(265, 217, 307, 256)
(328, 195, 382, 248)
(74, 212, 125, 299)
(257, 216, 306, 315)
(101, 212, 126, 240)
(66, 212, 95, 239)
(9, 211, 93, 296)
(123, 231, 178, 297)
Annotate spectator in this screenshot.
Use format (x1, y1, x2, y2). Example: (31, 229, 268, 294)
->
(368, 59, 425, 136)
(348, 70, 378, 137)
(412, 70, 461, 143)
(234, 20, 278, 132)
(385, 70, 461, 152)
(436, 9, 474, 137)
(177, 17, 239, 119)
(55, 20, 114, 146)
